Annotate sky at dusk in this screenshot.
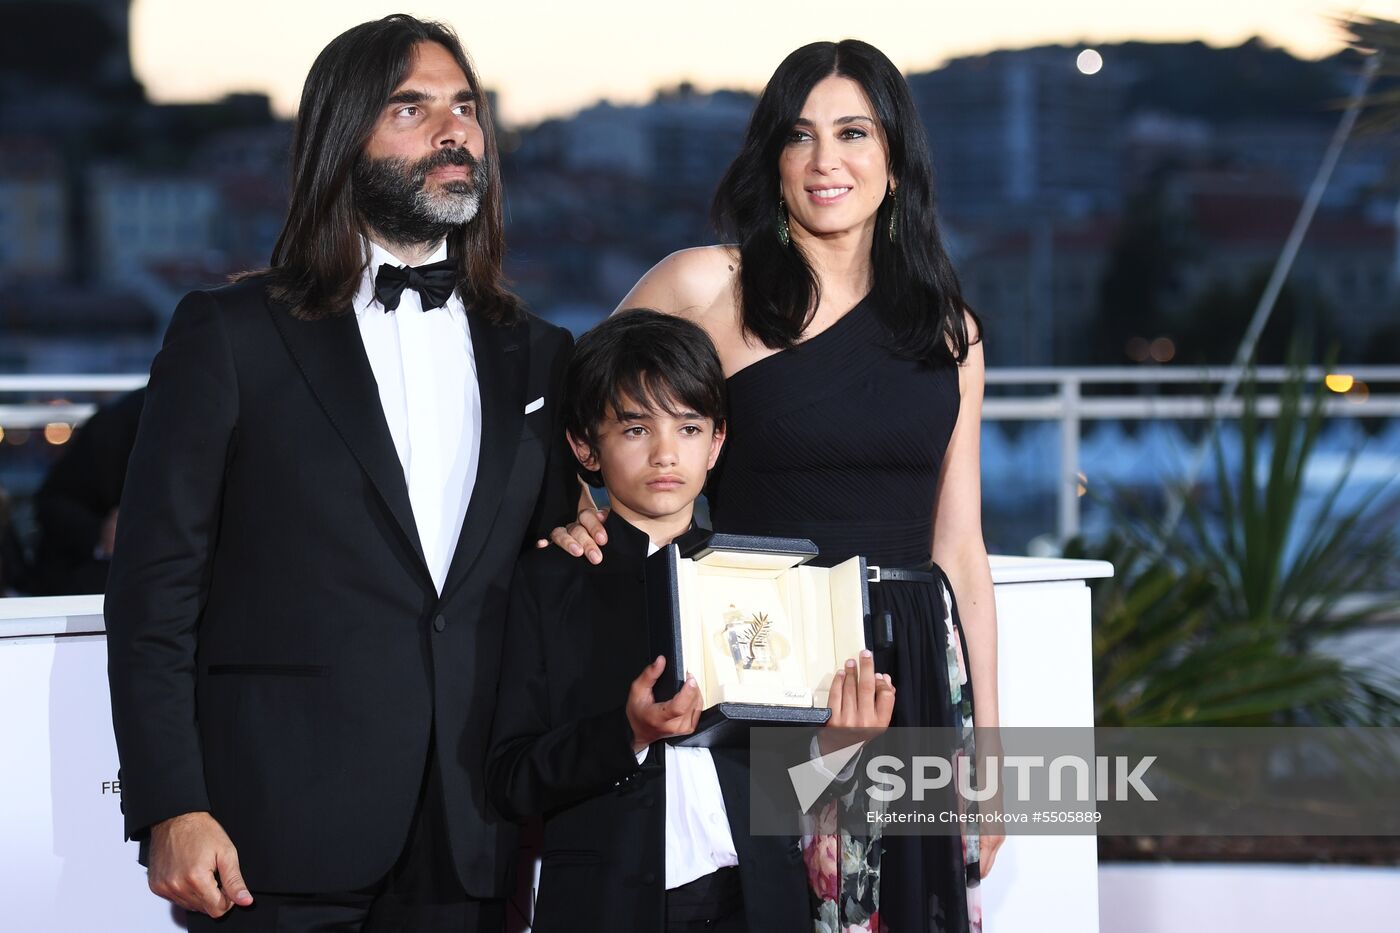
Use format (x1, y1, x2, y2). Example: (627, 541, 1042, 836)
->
(130, 0, 1393, 125)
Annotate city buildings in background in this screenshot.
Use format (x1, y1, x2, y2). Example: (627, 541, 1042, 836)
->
(4, 2, 1396, 372)
(2, 1, 1398, 546)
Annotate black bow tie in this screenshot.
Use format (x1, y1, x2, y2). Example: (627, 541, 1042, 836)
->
(373, 258, 457, 312)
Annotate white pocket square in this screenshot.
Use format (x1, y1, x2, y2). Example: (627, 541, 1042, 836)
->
(524, 396, 544, 415)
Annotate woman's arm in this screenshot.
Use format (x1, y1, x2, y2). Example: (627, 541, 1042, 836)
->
(930, 316, 998, 730)
(929, 314, 1004, 875)
(539, 246, 737, 560)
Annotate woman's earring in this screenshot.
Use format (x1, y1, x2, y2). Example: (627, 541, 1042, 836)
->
(887, 189, 900, 244)
(776, 198, 791, 247)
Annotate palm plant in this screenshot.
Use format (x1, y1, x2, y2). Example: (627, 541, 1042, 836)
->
(1343, 15, 1400, 133)
(1071, 363, 1400, 726)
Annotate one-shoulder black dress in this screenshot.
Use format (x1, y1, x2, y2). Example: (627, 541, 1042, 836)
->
(707, 294, 981, 933)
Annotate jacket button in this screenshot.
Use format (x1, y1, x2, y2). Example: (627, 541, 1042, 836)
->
(639, 795, 655, 808)
(433, 615, 446, 632)
(641, 871, 657, 885)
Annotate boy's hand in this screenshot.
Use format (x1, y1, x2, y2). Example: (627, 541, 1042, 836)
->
(626, 655, 703, 752)
(818, 650, 895, 757)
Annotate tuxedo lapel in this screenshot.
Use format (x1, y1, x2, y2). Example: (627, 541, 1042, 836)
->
(266, 299, 431, 580)
(439, 309, 526, 600)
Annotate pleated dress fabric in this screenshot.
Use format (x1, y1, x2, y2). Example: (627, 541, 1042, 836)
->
(707, 294, 981, 933)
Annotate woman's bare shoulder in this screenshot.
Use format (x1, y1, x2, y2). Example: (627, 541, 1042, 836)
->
(622, 245, 740, 320)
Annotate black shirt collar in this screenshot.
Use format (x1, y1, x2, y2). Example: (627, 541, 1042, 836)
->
(602, 511, 702, 564)
(602, 510, 652, 563)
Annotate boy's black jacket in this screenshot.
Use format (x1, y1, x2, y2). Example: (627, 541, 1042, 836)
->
(487, 512, 810, 933)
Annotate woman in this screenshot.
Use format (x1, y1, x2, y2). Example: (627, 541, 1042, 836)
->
(550, 39, 1001, 932)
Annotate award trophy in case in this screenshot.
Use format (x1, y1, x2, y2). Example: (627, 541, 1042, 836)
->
(645, 530, 871, 747)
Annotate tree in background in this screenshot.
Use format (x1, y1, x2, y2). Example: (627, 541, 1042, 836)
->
(1092, 181, 1198, 363)
(1174, 272, 1324, 365)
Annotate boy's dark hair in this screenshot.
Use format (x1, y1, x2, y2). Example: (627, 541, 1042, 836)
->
(563, 309, 727, 487)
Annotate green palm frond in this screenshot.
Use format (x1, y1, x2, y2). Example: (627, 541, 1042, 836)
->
(1341, 15, 1400, 64)
(1076, 358, 1400, 727)
(1341, 15, 1400, 132)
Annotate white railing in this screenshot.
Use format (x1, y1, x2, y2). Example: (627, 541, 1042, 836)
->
(3, 366, 1399, 541)
(0, 375, 146, 433)
(982, 365, 1400, 540)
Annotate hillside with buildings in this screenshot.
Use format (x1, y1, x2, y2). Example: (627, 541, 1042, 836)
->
(1, 2, 1396, 373)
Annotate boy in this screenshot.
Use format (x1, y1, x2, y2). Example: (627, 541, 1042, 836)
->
(487, 309, 894, 933)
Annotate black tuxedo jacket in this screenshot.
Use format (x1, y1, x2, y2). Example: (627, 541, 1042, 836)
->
(104, 278, 576, 896)
(486, 514, 810, 933)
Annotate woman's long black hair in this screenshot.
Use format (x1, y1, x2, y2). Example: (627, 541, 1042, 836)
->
(257, 14, 521, 324)
(711, 40, 976, 363)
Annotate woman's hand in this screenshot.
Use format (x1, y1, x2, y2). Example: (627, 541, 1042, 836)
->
(975, 726, 1006, 876)
(537, 508, 608, 563)
(980, 825, 1004, 877)
(818, 650, 895, 757)
(535, 484, 609, 563)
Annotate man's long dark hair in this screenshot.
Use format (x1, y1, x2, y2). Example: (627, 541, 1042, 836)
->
(263, 14, 521, 324)
(712, 40, 975, 363)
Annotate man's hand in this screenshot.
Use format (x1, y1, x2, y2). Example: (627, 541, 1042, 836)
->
(147, 811, 253, 917)
(818, 650, 896, 757)
(625, 655, 702, 752)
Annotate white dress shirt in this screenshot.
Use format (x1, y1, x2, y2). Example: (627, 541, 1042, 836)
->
(634, 546, 866, 890)
(354, 238, 481, 593)
(635, 724, 862, 892)
(639, 541, 741, 890)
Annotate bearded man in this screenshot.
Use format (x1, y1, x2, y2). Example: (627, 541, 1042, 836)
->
(105, 15, 575, 931)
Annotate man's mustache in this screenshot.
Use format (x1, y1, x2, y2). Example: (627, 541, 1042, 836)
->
(410, 147, 485, 189)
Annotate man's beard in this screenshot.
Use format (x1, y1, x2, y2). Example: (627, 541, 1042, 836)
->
(352, 147, 488, 249)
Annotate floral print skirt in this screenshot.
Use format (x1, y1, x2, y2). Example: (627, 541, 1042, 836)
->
(802, 571, 981, 933)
